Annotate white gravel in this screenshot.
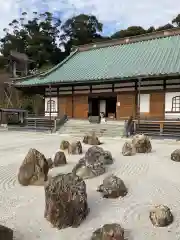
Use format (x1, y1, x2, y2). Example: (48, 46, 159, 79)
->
(1, 132, 180, 239)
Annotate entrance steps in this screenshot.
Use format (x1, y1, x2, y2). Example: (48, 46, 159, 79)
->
(58, 119, 124, 137)
(0, 126, 8, 131)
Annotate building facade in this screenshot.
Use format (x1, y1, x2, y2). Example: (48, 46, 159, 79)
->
(14, 28, 180, 120)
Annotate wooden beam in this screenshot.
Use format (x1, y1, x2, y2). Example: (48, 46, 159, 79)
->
(163, 79, 166, 91)
(57, 87, 60, 116)
(138, 78, 141, 124)
(72, 86, 74, 118)
(135, 80, 138, 117)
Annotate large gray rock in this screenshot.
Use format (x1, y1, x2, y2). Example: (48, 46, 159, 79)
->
(149, 205, 173, 227)
(171, 149, 180, 162)
(85, 146, 104, 165)
(0, 225, 13, 240)
(44, 173, 89, 229)
(73, 158, 105, 180)
(122, 141, 136, 156)
(103, 150, 113, 165)
(68, 141, 82, 155)
(83, 132, 101, 145)
(85, 146, 113, 166)
(132, 134, 152, 153)
(91, 223, 124, 240)
(60, 140, 70, 150)
(72, 146, 113, 179)
(47, 158, 53, 169)
(97, 175, 127, 198)
(72, 161, 97, 180)
(18, 148, 49, 186)
(53, 151, 67, 167)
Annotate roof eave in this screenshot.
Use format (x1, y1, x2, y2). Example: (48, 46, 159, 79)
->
(14, 72, 180, 88)
(77, 27, 180, 51)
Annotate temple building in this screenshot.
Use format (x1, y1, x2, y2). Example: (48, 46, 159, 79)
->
(14, 27, 180, 120)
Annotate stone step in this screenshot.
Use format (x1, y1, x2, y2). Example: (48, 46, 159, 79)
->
(0, 128, 7, 131)
(59, 132, 123, 136)
(60, 125, 124, 130)
(62, 120, 124, 125)
(60, 127, 123, 131)
(61, 122, 124, 128)
(63, 124, 124, 128)
(58, 120, 124, 137)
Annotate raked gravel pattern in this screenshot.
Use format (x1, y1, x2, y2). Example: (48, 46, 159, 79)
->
(1, 132, 180, 239)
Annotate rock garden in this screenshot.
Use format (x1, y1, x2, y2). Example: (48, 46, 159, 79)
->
(1, 131, 180, 239)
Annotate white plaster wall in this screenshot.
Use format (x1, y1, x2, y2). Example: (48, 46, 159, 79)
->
(100, 100, 106, 114)
(139, 94, 150, 113)
(45, 97, 58, 117)
(165, 113, 180, 119)
(165, 92, 180, 119)
(165, 92, 180, 111)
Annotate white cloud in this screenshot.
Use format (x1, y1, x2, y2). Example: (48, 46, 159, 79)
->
(0, 0, 180, 38)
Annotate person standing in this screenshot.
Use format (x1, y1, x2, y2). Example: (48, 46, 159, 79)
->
(125, 116, 134, 137)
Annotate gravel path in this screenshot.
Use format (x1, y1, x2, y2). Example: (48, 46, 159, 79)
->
(0, 132, 180, 239)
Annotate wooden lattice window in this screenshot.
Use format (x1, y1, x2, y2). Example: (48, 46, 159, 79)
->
(47, 100, 56, 112)
(172, 96, 180, 112)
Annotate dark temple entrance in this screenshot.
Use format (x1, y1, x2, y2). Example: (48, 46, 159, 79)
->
(88, 95, 117, 119)
(88, 97, 99, 116)
(105, 97, 117, 118)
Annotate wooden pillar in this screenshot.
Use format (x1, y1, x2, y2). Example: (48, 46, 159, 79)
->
(135, 80, 138, 118)
(72, 86, 74, 118)
(163, 79, 166, 91)
(24, 61, 28, 76)
(12, 61, 17, 78)
(138, 78, 141, 124)
(57, 87, 60, 116)
(163, 79, 166, 121)
(160, 122, 164, 134)
(49, 84, 52, 120)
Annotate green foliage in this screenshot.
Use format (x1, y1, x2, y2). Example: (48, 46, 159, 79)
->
(0, 12, 106, 70)
(172, 14, 180, 27)
(146, 26, 155, 33)
(111, 26, 146, 39)
(60, 14, 103, 46)
(156, 24, 174, 31)
(0, 11, 65, 68)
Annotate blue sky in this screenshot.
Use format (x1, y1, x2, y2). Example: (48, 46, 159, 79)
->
(1, 0, 180, 37)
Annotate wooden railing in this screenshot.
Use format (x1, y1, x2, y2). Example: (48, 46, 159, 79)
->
(25, 117, 55, 131)
(134, 120, 180, 136)
(25, 115, 68, 132)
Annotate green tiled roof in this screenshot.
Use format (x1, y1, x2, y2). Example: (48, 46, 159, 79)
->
(16, 35, 180, 86)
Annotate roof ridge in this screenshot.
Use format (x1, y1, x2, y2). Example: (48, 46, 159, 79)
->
(78, 27, 180, 52)
(39, 49, 79, 79)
